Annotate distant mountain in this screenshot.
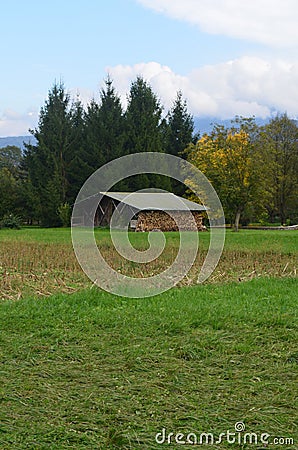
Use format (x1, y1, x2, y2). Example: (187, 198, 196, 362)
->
(0, 117, 273, 150)
(0, 135, 36, 150)
(194, 117, 270, 135)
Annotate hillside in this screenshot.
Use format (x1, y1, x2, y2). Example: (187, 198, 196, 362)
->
(0, 135, 36, 150)
(0, 117, 271, 149)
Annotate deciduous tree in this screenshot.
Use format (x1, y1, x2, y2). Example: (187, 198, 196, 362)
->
(185, 117, 264, 230)
(259, 114, 298, 224)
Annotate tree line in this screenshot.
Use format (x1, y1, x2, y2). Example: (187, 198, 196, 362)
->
(0, 77, 297, 229)
(185, 115, 298, 230)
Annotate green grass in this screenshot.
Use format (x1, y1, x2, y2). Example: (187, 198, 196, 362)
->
(1, 226, 297, 252)
(1, 228, 297, 300)
(0, 227, 72, 244)
(0, 228, 297, 448)
(0, 278, 297, 449)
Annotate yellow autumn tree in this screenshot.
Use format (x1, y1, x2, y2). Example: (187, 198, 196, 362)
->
(185, 118, 264, 231)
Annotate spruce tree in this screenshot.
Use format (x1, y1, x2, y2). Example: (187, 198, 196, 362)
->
(24, 82, 73, 226)
(84, 77, 125, 169)
(97, 76, 125, 162)
(165, 91, 194, 194)
(84, 99, 105, 170)
(124, 76, 171, 190)
(67, 97, 92, 202)
(166, 91, 194, 157)
(125, 76, 163, 154)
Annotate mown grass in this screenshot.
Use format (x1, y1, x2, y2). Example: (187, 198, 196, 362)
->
(0, 228, 297, 300)
(0, 278, 297, 449)
(0, 228, 297, 448)
(0, 226, 297, 252)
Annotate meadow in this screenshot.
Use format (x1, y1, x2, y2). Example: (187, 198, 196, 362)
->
(0, 228, 297, 300)
(0, 228, 297, 449)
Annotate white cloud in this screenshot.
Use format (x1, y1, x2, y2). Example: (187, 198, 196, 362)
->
(136, 0, 298, 47)
(107, 57, 298, 119)
(69, 87, 93, 107)
(0, 109, 38, 137)
(107, 61, 219, 115)
(0, 88, 94, 137)
(3, 55, 298, 136)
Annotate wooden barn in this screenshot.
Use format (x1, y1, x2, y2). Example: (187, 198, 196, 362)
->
(93, 192, 207, 231)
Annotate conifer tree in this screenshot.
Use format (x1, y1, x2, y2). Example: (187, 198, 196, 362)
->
(84, 77, 125, 169)
(67, 97, 92, 202)
(124, 76, 171, 190)
(24, 82, 73, 226)
(166, 91, 194, 157)
(125, 76, 163, 154)
(97, 76, 125, 162)
(165, 91, 194, 194)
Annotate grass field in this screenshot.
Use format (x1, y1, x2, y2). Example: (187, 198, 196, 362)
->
(0, 228, 297, 449)
(0, 228, 297, 300)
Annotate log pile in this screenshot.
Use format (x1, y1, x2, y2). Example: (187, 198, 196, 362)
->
(135, 211, 206, 232)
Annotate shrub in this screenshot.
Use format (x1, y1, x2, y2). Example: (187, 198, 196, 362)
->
(58, 203, 71, 227)
(0, 213, 22, 229)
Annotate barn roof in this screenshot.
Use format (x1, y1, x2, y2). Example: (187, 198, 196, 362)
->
(99, 192, 207, 211)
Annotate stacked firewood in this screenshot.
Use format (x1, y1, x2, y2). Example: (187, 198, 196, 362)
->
(135, 211, 206, 232)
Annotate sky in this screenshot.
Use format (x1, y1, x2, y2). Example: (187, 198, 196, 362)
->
(1, 0, 298, 136)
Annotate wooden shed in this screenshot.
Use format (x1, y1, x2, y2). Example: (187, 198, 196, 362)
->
(94, 192, 207, 231)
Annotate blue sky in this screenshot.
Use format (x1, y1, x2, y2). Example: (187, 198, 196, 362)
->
(1, 0, 298, 136)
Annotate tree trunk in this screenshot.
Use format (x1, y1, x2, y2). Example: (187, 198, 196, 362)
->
(234, 210, 241, 232)
(280, 210, 286, 226)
